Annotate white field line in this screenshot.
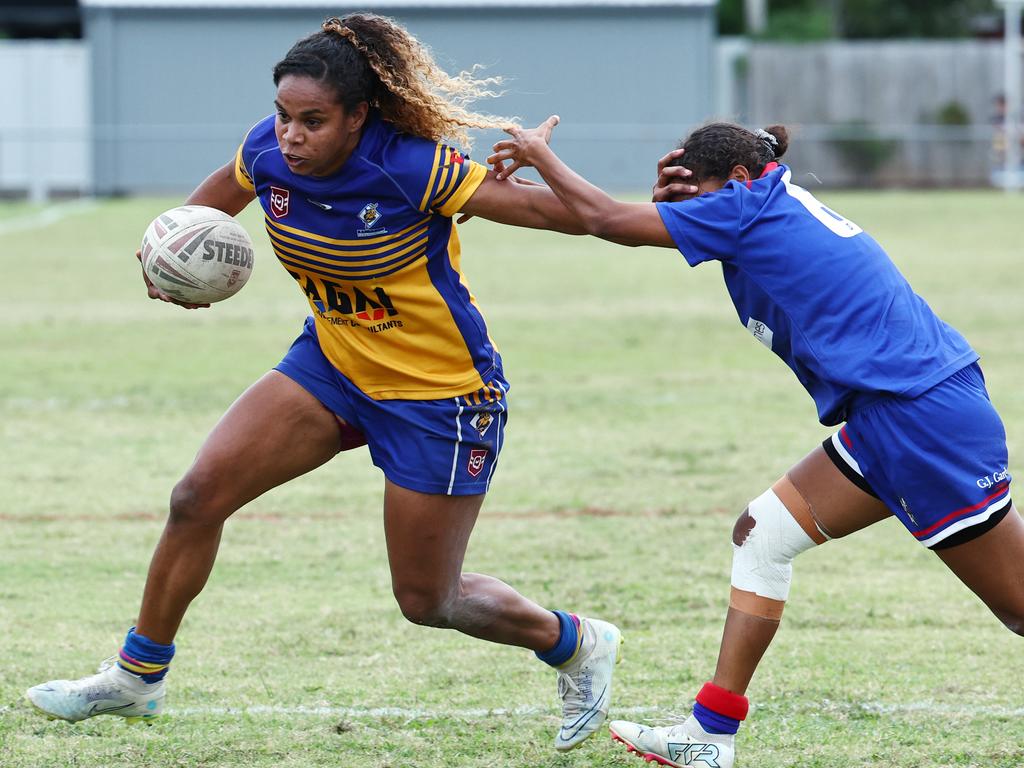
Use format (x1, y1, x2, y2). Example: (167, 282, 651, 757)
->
(165, 704, 661, 719)
(0, 199, 99, 237)
(4, 701, 1024, 719)
(164, 701, 1024, 719)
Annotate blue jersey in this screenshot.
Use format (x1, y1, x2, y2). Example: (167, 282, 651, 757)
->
(235, 111, 497, 400)
(656, 165, 977, 426)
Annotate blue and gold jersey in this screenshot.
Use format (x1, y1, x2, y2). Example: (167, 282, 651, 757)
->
(235, 111, 495, 400)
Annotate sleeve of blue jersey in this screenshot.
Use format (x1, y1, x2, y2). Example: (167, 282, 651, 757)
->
(655, 188, 743, 267)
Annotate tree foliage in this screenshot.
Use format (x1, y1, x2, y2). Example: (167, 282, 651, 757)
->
(717, 0, 998, 39)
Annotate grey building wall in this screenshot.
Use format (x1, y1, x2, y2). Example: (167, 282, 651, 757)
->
(0, 41, 89, 199)
(83, 4, 716, 195)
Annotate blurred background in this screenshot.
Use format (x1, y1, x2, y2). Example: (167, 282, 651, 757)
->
(0, 0, 1020, 198)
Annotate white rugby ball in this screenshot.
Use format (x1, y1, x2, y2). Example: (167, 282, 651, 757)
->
(140, 205, 255, 304)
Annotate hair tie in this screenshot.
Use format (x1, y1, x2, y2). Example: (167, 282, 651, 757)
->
(754, 128, 778, 160)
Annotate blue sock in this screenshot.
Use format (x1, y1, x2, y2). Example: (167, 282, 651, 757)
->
(118, 627, 175, 683)
(535, 610, 581, 667)
(693, 701, 740, 735)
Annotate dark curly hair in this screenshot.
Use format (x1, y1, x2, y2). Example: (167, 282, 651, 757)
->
(669, 122, 790, 182)
(272, 13, 515, 149)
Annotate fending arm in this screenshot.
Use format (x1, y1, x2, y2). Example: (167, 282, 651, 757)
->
(456, 171, 588, 235)
(488, 117, 678, 248)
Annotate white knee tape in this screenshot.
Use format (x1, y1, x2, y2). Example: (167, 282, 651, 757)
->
(731, 488, 817, 602)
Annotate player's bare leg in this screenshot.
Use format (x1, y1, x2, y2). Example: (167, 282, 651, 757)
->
(383, 480, 622, 750)
(135, 370, 350, 642)
(611, 445, 890, 767)
(383, 480, 559, 649)
(26, 370, 353, 722)
(935, 505, 1024, 634)
(712, 446, 891, 693)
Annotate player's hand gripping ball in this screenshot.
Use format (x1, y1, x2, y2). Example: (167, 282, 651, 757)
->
(140, 205, 255, 304)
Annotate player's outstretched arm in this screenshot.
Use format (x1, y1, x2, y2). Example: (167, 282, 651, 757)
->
(488, 117, 681, 248)
(456, 169, 588, 235)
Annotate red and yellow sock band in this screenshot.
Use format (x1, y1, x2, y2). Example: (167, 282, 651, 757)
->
(118, 649, 171, 677)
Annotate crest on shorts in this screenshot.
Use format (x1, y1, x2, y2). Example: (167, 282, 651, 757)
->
(467, 448, 488, 477)
(270, 186, 290, 219)
(470, 411, 493, 438)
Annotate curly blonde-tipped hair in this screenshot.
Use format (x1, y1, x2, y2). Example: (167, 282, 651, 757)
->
(273, 13, 516, 151)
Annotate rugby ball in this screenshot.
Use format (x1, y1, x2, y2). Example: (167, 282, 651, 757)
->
(140, 205, 255, 304)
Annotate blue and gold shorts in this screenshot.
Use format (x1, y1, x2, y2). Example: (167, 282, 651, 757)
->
(275, 317, 508, 496)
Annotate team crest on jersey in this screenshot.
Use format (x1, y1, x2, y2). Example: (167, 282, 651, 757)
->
(470, 411, 494, 438)
(467, 449, 488, 477)
(359, 202, 381, 228)
(270, 186, 290, 219)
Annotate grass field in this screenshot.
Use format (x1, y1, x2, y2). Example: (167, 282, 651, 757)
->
(1, 191, 1022, 768)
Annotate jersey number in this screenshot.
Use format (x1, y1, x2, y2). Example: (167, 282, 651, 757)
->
(782, 177, 863, 238)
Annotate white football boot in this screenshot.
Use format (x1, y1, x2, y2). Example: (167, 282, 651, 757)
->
(610, 714, 736, 768)
(26, 657, 165, 724)
(553, 617, 623, 751)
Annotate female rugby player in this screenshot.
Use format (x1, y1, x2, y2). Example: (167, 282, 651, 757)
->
(26, 16, 621, 751)
(489, 117, 1020, 767)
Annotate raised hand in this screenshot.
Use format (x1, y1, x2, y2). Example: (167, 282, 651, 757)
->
(487, 115, 561, 180)
(652, 148, 698, 202)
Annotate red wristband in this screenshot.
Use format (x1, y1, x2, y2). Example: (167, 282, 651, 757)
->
(695, 682, 749, 721)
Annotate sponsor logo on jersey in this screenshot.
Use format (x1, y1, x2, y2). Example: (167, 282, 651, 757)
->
(977, 467, 1011, 489)
(470, 411, 493, 437)
(307, 198, 332, 211)
(746, 317, 774, 350)
(467, 449, 488, 477)
(270, 186, 290, 219)
(447, 148, 465, 166)
(287, 271, 402, 328)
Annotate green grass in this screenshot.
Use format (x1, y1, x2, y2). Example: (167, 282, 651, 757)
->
(1, 191, 1022, 767)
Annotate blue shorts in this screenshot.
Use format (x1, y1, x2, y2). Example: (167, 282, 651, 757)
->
(275, 317, 509, 496)
(824, 363, 1012, 549)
